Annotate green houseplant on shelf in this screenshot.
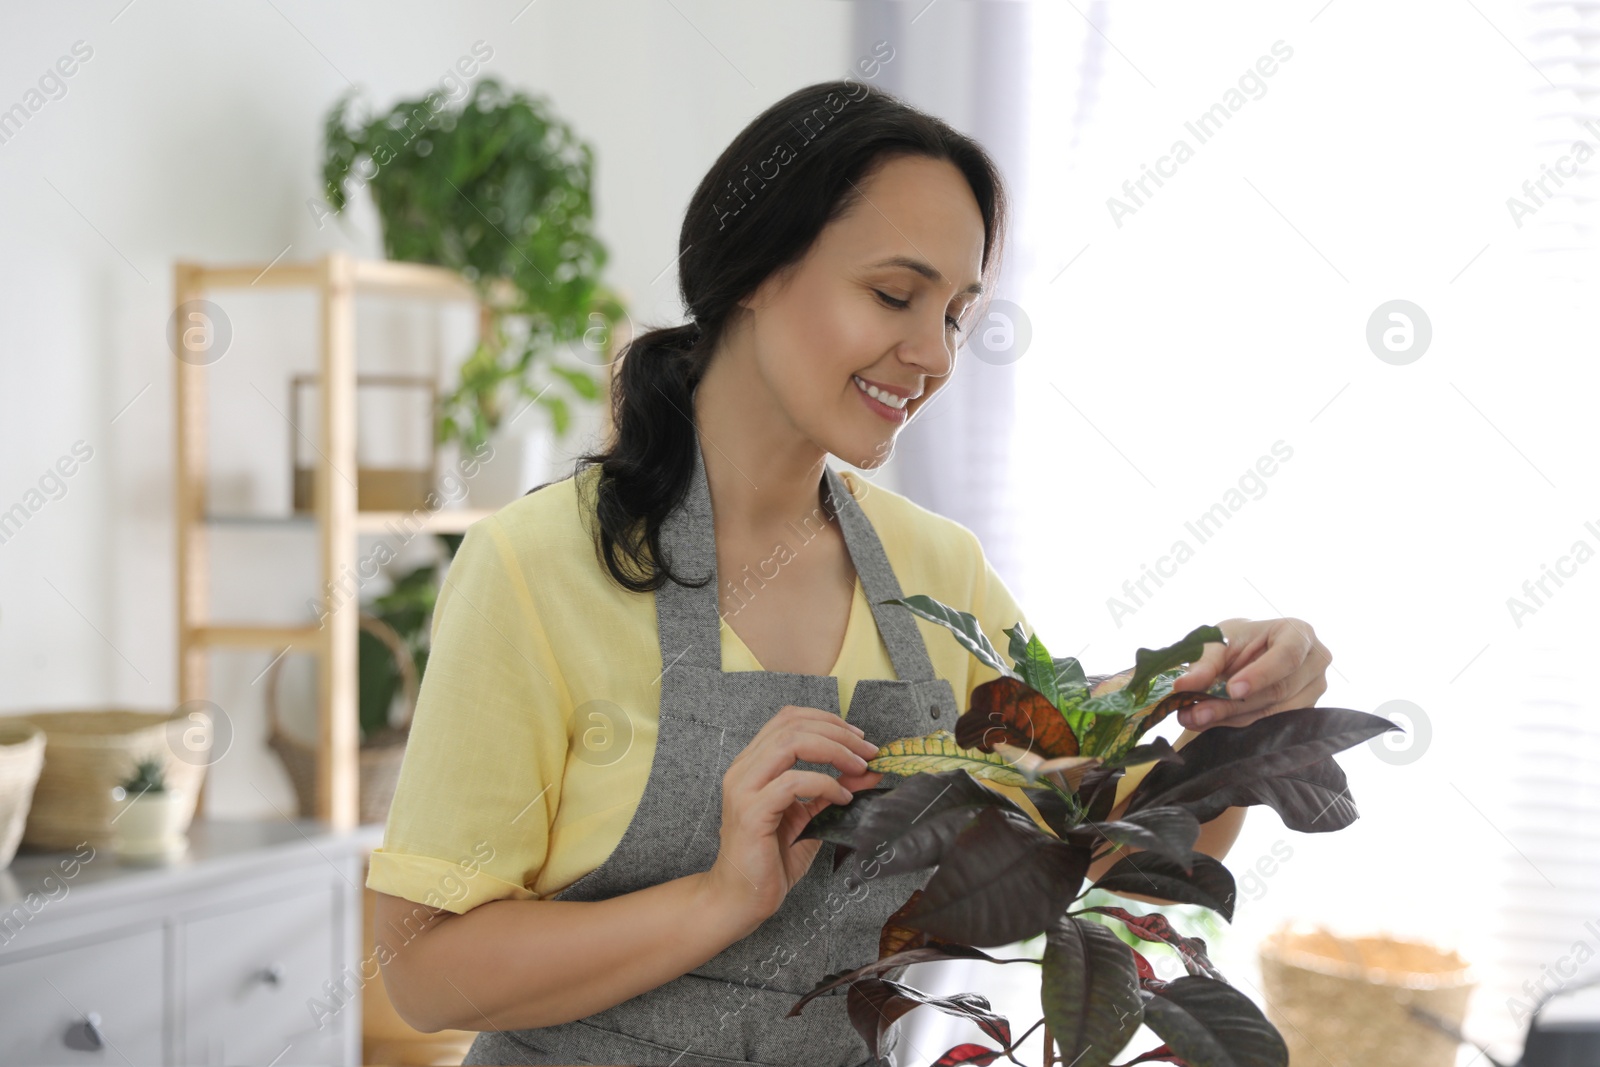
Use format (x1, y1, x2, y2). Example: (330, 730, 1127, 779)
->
(266, 536, 461, 824)
(320, 76, 628, 462)
(793, 599, 1400, 1067)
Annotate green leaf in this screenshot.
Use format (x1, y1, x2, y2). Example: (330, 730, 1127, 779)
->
(1053, 655, 1088, 696)
(883, 595, 1012, 678)
(1003, 623, 1087, 706)
(538, 393, 571, 436)
(1083, 712, 1130, 758)
(320, 76, 614, 454)
(550, 363, 602, 400)
(1124, 624, 1225, 705)
(358, 626, 401, 739)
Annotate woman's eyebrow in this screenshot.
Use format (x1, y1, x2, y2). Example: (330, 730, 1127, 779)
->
(867, 254, 984, 297)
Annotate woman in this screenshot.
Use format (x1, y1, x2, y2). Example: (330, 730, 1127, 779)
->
(367, 79, 1332, 1066)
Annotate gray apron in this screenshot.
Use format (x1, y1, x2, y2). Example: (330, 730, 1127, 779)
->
(464, 437, 957, 1066)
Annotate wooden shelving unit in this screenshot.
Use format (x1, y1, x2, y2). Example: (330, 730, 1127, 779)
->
(174, 252, 489, 829)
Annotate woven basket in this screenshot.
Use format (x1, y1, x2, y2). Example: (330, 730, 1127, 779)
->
(1259, 924, 1475, 1067)
(12, 708, 208, 851)
(0, 721, 47, 867)
(263, 613, 417, 825)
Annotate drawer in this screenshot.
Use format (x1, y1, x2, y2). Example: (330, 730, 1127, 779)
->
(0, 924, 165, 1066)
(181, 888, 342, 1066)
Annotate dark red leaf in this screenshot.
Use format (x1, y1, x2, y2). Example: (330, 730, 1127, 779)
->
(933, 1043, 1004, 1066)
(1040, 914, 1144, 1067)
(1177, 756, 1359, 834)
(787, 943, 1004, 1017)
(1124, 708, 1398, 818)
(845, 770, 1029, 878)
(1119, 735, 1186, 769)
(1066, 806, 1202, 867)
(1080, 906, 1223, 980)
(1139, 976, 1288, 1067)
(960, 675, 1080, 757)
(1113, 1049, 1190, 1062)
(905, 806, 1090, 947)
(1092, 850, 1237, 923)
(1126, 689, 1215, 745)
(844, 978, 1013, 1060)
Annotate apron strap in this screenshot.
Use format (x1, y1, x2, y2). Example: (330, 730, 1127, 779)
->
(822, 466, 937, 683)
(654, 435, 724, 670)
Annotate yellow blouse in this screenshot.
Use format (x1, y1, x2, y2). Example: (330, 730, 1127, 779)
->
(366, 463, 1186, 914)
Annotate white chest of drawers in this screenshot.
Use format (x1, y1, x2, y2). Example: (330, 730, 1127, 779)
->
(0, 820, 382, 1067)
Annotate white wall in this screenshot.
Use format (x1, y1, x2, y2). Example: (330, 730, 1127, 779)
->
(0, 0, 855, 818)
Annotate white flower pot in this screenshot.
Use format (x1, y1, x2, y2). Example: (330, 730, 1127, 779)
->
(109, 789, 190, 862)
(465, 420, 552, 510)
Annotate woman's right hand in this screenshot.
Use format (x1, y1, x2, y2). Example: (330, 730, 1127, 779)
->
(703, 704, 884, 932)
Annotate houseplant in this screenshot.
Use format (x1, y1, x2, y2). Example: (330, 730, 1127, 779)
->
(320, 76, 627, 466)
(267, 536, 459, 824)
(357, 534, 462, 743)
(794, 597, 1400, 1066)
(110, 757, 189, 861)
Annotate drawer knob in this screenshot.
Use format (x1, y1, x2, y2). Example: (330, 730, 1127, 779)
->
(258, 963, 286, 988)
(63, 1011, 103, 1051)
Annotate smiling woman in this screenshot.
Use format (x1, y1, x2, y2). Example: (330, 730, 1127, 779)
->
(365, 79, 1021, 1067)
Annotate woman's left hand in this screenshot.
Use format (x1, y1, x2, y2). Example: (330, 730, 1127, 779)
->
(1169, 617, 1332, 730)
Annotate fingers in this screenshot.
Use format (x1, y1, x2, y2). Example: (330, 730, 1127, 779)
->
(1171, 641, 1228, 693)
(761, 769, 855, 811)
(1171, 617, 1254, 692)
(837, 769, 884, 792)
(1223, 620, 1313, 704)
(1203, 677, 1325, 728)
(737, 717, 880, 788)
(1178, 618, 1327, 728)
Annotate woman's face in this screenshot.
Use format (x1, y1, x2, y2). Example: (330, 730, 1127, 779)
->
(738, 154, 988, 470)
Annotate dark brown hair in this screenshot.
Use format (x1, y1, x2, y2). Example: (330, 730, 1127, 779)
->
(572, 78, 1010, 593)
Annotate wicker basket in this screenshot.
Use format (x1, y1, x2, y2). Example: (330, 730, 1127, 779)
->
(263, 613, 417, 825)
(0, 721, 47, 867)
(12, 709, 208, 851)
(1259, 924, 1475, 1067)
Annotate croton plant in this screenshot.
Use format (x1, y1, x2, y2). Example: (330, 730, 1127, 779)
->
(792, 595, 1400, 1067)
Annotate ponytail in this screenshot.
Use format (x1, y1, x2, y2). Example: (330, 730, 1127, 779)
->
(578, 322, 713, 593)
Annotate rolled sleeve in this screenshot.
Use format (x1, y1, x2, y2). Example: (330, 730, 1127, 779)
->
(365, 514, 570, 915)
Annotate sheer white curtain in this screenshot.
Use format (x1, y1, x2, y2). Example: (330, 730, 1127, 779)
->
(847, 0, 1032, 591)
(860, 1, 1600, 1065)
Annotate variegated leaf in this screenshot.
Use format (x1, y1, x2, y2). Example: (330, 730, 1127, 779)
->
(868, 730, 1033, 788)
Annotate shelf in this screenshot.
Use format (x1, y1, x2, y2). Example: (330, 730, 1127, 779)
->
(189, 624, 321, 650)
(353, 509, 492, 533)
(202, 510, 493, 534)
(175, 253, 503, 831)
(188, 258, 477, 302)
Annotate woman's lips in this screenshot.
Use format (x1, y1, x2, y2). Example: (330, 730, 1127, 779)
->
(855, 381, 908, 423)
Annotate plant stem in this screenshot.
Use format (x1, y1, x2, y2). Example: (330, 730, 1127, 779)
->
(1001, 1018, 1048, 1067)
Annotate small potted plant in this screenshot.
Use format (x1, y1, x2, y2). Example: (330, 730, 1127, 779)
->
(321, 77, 628, 505)
(793, 598, 1401, 1066)
(110, 758, 189, 861)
